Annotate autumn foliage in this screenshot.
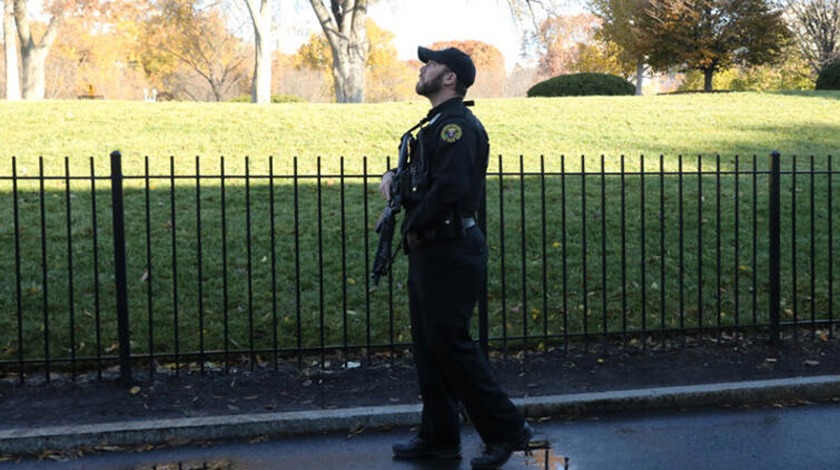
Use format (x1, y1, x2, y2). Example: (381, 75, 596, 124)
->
(426, 40, 506, 98)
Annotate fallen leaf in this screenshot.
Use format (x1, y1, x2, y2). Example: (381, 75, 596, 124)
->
(96, 446, 124, 452)
(129, 386, 141, 395)
(165, 436, 191, 446)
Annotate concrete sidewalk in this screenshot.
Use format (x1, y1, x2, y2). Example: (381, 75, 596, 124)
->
(3, 375, 840, 456)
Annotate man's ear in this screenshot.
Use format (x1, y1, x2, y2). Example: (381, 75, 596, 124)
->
(444, 71, 457, 86)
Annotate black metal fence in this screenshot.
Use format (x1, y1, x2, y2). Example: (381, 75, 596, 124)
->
(1, 152, 837, 383)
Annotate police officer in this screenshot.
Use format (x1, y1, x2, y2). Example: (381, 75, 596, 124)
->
(381, 46, 533, 470)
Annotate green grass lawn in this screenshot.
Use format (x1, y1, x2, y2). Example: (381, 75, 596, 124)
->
(1, 91, 838, 175)
(0, 92, 838, 371)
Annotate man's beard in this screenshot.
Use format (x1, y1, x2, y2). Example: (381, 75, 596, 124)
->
(415, 70, 445, 97)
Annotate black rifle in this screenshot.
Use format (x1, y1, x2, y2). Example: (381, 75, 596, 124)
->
(371, 130, 414, 286)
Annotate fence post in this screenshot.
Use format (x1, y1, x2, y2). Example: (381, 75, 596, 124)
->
(110, 150, 133, 385)
(478, 186, 489, 357)
(768, 151, 782, 345)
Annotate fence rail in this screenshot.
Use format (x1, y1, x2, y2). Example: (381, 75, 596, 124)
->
(0, 152, 837, 383)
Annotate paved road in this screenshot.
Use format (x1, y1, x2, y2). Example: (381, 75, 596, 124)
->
(7, 402, 839, 470)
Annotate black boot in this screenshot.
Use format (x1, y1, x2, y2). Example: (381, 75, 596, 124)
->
(470, 422, 534, 469)
(393, 436, 461, 460)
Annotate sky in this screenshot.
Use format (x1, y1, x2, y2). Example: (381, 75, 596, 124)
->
(369, 1, 530, 69)
(275, 0, 537, 71)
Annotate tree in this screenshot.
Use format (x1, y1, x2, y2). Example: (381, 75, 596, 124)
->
(589, 0, 651, 94)
(535, 13, 601, 77)
(288, 31, 334, 99)
(526, 13, 628, 90)
(243, 0, 272, 104)
(308, 0, 368, 103)
(289, 19, 415, 102)
(47, 1, 149, 99)
(13, 0, 66, 100)
(10, 0, 137, 100)
(273, 51, 331, 102)
(143, 0, 250, 101)
(677, 43, 813, 91)
(645, 0, 791, 92)
(426, 39, 507, 98)
(293, 32, 331, 70)
(503, 0, 585, 30)
(781, 0, 840, 76)
(574, 40, 628, 78)
(365, 20, 414, 102)
(2, 0, 20, 99)
(513, 0, 588, 69)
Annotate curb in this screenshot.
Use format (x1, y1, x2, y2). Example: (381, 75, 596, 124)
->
(2, 375, 839, 455)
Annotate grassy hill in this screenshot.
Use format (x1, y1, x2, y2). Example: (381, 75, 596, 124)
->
(1, 91, 837, 177)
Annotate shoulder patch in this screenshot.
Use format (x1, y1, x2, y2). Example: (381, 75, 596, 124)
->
(440, 123, 463, 143)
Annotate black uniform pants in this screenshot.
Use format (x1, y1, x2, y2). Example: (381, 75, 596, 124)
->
(407, 226, 524, 446)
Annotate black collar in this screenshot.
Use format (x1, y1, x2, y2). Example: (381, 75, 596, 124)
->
(427, 97, 464, 118)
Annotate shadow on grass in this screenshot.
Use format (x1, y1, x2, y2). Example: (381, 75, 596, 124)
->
(2, 156, 839, 374)
(773, 90, 840, 100)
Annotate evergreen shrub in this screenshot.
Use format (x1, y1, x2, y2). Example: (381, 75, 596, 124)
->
(816, 59, 840, 90)
(527, 73, 635, 97)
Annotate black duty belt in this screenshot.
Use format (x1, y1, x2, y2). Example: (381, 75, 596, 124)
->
(406, 217, 477, 247)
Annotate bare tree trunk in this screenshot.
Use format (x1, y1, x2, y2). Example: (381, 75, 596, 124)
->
(19, 44, 48, 99)
(308, 0, 368, 103)
(13, 0, 63, 100)
(704, 68, 714, 92)
(635, 60, 645, 95)
(244, 0, 272, 104)
(3, 0, 20, 100)
(332, 36, 366, 103)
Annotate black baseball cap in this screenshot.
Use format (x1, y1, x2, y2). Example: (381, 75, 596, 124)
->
(418, 46, 476, 88)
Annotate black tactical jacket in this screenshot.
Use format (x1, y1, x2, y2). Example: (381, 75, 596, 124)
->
(401, 97, 489, 236)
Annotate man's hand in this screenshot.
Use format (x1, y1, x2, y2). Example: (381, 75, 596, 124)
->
(379, 170, 394, 200)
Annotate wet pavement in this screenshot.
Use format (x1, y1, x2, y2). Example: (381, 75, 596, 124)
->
(7, 401, 840, 469)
